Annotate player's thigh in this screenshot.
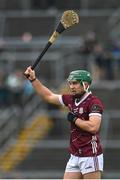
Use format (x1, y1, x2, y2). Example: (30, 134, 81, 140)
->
(64, 171, 82, 179)
(83, 170, 102, 179)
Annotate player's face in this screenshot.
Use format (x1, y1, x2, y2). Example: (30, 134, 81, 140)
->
(68, 80, 85, 95)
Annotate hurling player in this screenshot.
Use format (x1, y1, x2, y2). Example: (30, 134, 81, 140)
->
(24, 67, 104, 179)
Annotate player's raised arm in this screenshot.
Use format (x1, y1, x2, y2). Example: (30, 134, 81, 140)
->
(24, 66, 61, 105)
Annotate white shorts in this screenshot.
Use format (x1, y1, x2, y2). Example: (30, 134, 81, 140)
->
(65, 154, 103, 175)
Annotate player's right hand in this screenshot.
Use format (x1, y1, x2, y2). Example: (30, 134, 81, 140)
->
(24, 66, 36, 82)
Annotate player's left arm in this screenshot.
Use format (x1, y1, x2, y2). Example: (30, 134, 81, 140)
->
(67, 100, 104, 134)
(75, 99, 103, 134)
(75, 115, 101, 134)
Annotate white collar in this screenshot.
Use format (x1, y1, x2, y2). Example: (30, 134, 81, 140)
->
(75, 91, 92, 106)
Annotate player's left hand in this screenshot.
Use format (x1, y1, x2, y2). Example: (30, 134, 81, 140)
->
(67, 112, 78, 123)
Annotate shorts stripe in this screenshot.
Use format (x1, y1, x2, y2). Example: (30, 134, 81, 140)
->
(93, 156, 99, 171)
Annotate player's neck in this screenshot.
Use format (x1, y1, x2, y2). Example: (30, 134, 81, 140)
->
(73, 91, 86, 99)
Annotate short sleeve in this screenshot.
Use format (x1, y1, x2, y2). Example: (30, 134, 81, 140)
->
(61, 94, 72, 107)
(88, 98, 104, 117)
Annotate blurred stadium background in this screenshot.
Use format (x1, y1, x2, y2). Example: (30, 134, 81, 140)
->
(0, 0, 120, 179)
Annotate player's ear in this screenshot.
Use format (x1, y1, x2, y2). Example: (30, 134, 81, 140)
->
(82, 81, 90, 92)
(85, 82, 89, 88)
(80, 81, 87, 86)
(84, 82, 89, 86)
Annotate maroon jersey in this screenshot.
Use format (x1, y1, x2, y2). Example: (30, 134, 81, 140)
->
(61, 91, 104, 157)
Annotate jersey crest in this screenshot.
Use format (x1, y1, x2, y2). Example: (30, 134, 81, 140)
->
(79, 107, 84, 114)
